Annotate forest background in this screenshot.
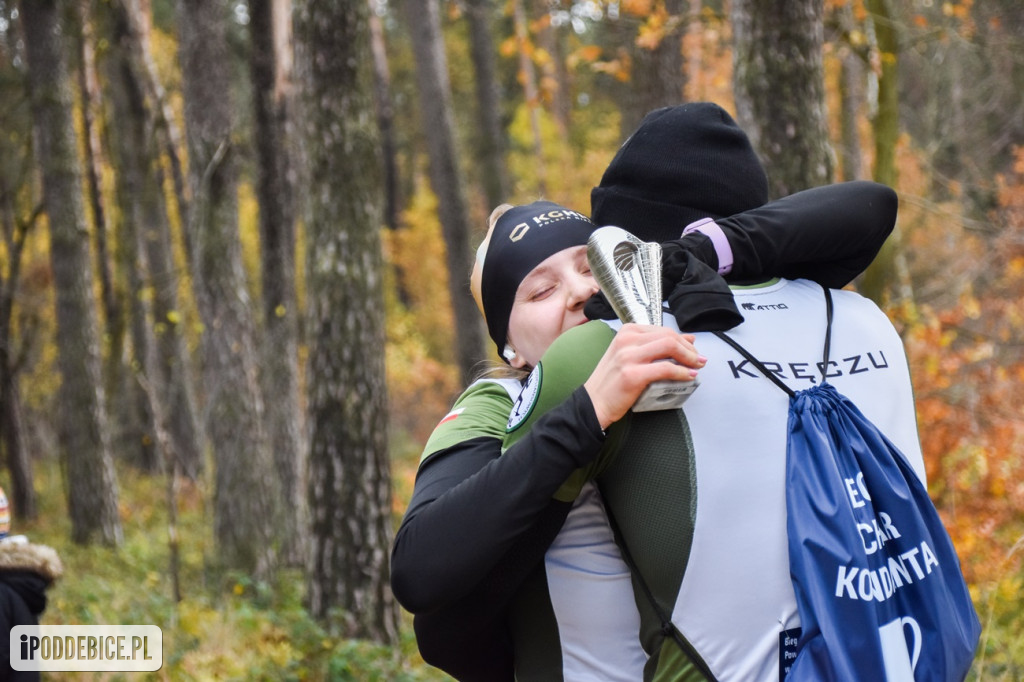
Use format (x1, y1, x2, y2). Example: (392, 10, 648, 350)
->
(0, 0, 1022, 679)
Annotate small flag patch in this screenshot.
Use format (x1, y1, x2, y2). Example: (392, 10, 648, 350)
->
(437, 408, 465, 426)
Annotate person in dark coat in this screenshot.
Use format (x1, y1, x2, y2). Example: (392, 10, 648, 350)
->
(0, 486, 63, 682)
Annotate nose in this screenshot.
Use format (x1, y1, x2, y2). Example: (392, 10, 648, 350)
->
(567, 272, 599, 310)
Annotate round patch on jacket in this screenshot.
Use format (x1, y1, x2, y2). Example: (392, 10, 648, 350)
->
(507, 364, 542, 431)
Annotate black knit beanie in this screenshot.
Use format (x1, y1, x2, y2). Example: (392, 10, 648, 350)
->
(481, 201, 596, 358)
(591, 102, 769, 242)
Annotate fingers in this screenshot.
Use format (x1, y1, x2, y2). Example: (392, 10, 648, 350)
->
(611, 324, 705, 370)
(583, 324, 704, 429)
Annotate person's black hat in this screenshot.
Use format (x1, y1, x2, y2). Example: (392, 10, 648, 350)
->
(591, 102, 769, 242)
(480, 201, 595, 358)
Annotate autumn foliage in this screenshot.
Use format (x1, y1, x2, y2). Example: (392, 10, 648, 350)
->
(897, 147, 1024, 587)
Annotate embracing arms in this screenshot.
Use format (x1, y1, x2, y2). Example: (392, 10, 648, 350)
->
(670, 180, 897, 287)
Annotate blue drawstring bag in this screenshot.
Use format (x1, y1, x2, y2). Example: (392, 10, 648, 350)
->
(715, 287, 980, 681)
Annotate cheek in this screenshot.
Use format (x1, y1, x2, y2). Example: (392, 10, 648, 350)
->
(509, 303, 561, 356)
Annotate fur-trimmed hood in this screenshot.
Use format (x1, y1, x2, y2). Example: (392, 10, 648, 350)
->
(0, 539, 63, 583)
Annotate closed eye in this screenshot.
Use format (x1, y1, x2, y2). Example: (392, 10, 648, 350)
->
(529, 285, 554, 301)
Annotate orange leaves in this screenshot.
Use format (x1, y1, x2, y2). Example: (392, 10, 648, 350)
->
(498, 35, 519, 58)
(623, 0, 686, 52)
(899, 171, 1024, 584)
(620, 0, 655, 16)
(635, 7, 670, 50)
(941, 0, 973, 21)
(574, 44, 603, 64)
(590, 51, 631, 83)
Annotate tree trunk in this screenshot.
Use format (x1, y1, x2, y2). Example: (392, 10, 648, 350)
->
(295, 0, 399, 642)
(122, 0, 192, 261)
(731, 0, 833, 197)
(141, 160, 205, 479)
(176, 0, 278, 577)
(512, 0, 547, 195)
(465, 0, 510, 209)
(839, 46, 865, 182)
(20, 0, 122, 546)
(619, 0, 688, 140)
(123, 225, 160, 472)
(103, 39, 159, 473)
(89, 1, 166, 473)
(111, 0, 204, 477)
(858, 0, 902, 304)
(0, 379, 33, 519)
(368, 6, 402, 231)
(0, 196, 37, 521)
(249, 0, 307, 567)
(535, 0, 572, 134)
(403, 0, 487, 381)
(73, 0, 124, 390)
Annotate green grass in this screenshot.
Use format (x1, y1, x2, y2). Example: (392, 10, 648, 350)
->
(15, 458, 451, 682)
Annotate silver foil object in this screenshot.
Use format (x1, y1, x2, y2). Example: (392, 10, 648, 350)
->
(587, 225, 699, 411)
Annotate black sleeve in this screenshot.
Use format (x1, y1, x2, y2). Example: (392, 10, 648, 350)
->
(411, 501, 571, 682)
(390, 386, 605, 614)
(663, 181, 898, 288)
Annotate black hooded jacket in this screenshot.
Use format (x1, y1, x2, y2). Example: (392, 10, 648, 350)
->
(0, 540, 63, 682)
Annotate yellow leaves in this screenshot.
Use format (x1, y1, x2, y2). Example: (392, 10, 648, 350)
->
(177, 600, 221, 638)
(960, 291, 981, 320)
(383, 185, 461, 442)
(533, 47, 553, 69)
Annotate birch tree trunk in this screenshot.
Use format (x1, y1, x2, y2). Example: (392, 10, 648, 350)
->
(296, 0, 399, 643)
(732, 0, 833, 196)
(20, 0, 122, 546)
(176, 0, 278, 576)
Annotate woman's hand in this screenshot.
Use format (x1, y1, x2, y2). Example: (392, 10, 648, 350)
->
(583, 324, 705, 430)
